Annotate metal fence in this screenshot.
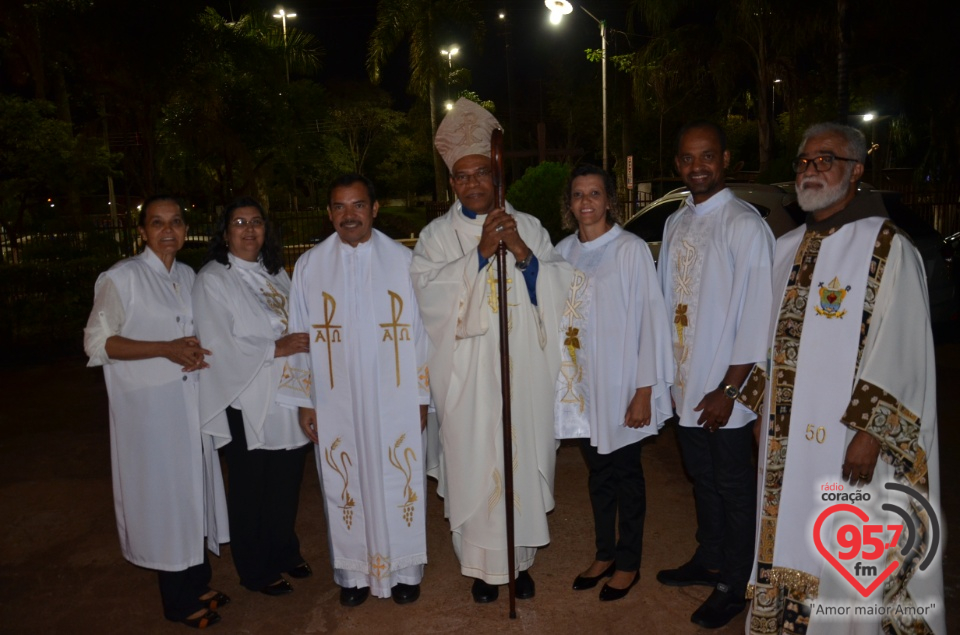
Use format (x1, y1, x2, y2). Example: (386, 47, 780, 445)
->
(0, 211, 335, 269)
(882, 183, 960, 238)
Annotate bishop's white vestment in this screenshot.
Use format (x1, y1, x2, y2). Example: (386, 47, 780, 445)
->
(554, 225, 674, 449)
(411, 201, 574, 584)
(278, 230, 430, 597)
(744, 197, 944, 634)
(83, 247, 228, 570)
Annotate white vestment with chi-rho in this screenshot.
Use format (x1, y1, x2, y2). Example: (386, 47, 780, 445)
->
(278, 230, 430, 597)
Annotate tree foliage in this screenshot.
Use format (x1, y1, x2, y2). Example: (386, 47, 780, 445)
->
(0, 94, 114, 260)
(366, 0, 485, 199)
(506, 162, 571, 243)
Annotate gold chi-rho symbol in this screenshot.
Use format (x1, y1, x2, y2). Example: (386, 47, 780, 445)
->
(312, 292, 342, 388)
(380, 291, 411, 386)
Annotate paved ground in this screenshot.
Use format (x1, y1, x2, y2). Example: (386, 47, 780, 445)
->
(1, 345, 957, 634)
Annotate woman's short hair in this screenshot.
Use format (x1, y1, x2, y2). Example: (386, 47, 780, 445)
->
(204, 197, 284, 275)
(561, 164, 621, 231)
(137, 195, 184, 227)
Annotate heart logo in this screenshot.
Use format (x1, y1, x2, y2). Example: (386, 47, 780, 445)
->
(813, 503, 900, 598)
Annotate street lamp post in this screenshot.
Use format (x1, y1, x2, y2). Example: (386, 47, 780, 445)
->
(546, 1, 607, 170)
(440, 46, 459, 103)
(273, 7, 297, 84)
(772, 78, 781, 118)
(862, 112, 888, 185)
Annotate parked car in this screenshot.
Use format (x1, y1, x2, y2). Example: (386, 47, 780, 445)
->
(623, 182, 957, 325)
(774, 183, 958, 325)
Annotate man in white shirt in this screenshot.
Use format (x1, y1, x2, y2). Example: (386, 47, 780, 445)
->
(656, 121, 774, 629)
(411, 98, 574, 603)
(278, 174, 430, 608)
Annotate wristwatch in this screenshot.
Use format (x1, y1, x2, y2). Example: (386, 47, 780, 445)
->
(719, 382, 740, 400)
(516, 252, 534, 271)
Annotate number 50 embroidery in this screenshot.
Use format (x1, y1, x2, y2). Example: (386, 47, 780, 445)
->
(806, 424, 826, 444)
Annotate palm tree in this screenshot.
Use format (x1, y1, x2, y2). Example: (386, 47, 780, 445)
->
(367, 0, 484, 200)
(158, 8, 325, 204)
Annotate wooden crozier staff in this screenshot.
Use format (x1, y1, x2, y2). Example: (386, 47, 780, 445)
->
(490, 127, 517, 619)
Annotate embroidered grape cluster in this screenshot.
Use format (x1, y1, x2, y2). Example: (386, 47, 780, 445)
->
(402, 503, 415, 527)
(343, 507, 354, 529)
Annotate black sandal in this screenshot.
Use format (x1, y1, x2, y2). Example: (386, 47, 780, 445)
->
(181, 609, 221, 629)
(199, 590, 230, 610)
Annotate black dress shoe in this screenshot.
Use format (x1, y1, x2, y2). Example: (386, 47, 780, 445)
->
(656, 560, 721, 587)
(391, 583, 421, 605)
(599, 571, 639, 602)
(572, 562, 616, 590)
(515, 571, 535, 599)
(260, 578, 294, 596)
(471, 578, 499, 603)
(339, 585, 370, 607)
(691, 583, 746, 629)
(287, 562, 313, 579)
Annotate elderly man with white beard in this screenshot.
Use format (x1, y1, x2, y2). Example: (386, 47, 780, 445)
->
(743, 123, 944, 634)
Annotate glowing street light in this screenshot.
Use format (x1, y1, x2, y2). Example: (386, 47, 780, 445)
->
(546, 0, 608, 169)
(440, 46, 459, 102)
(440, 46, 460, 69)
(546, 0, 572, 25)
(273, 7, 297, 84)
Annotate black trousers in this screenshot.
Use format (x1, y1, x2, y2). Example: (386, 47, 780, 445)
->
(580, 438, 646, 572)
(222, 407, 309, 591)
(676, 423, 756, 595)
(157, 553, 211, 621)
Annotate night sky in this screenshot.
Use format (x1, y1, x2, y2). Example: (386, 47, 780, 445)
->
(216, 1, 633, 120)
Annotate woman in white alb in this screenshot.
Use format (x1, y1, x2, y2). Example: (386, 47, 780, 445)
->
(83, 196, 229, 629)
(192, 198, 312, 598)
(555, 165, 674, 602)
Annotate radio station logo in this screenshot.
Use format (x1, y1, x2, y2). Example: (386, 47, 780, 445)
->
(814, 482, 940, 598)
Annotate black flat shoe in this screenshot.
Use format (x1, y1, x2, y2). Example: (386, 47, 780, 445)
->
(515, 570, 535, 600)
(391, 583, 421, 605)
(572, 562, 616, 590)
(199, 590, 230, 610)
(260, 578, 294, 596)
(471, 578, 499, 603)
(181, 609, 220, 629)
(287, 562, 313, 579)
(599, 571, 639, 602)
(339, 585, 370, 607)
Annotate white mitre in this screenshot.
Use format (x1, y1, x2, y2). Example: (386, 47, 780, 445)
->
(434, 97, 503, 171)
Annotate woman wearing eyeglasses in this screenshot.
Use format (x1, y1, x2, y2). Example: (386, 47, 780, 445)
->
(193, 197, 313, 598)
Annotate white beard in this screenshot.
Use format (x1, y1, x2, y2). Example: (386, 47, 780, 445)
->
(797, 171, 850, 213)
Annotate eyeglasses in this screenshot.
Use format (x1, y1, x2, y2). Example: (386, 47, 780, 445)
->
(791, 154, 859, 174)
(230, 217, 265, 228)
(452, 168, 492, 185)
